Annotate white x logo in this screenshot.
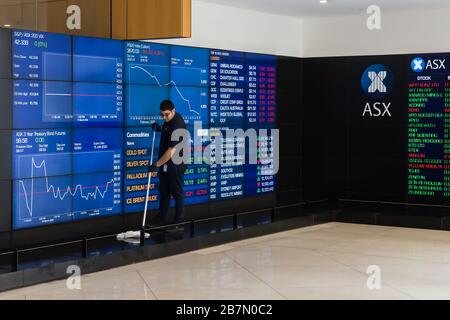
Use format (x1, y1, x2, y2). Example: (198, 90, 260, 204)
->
(368, 71, 387, 93)
(413, 59, 423, 71)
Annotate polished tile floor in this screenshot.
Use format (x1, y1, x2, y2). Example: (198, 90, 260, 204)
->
(2, 222, 450, 300)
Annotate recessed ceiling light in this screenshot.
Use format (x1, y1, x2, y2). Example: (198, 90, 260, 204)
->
(4, 24, 11, 28)
(320, 0, 328, 3)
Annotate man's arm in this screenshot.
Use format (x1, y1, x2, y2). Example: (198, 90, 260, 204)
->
(155, 147, 176, 168)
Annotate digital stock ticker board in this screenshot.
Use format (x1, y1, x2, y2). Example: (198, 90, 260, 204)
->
(3, 29, 277, 230)
(407, 54, 450, 203)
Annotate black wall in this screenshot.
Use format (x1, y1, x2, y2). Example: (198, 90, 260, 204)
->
(276, 56, 303, 205)
(303, 54, 409, 203)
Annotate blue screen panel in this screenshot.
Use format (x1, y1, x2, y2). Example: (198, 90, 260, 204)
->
(208, 129, 245, 201)
(210, 50, 246, 127)
(13, 175, 73, 229)
(184, 164, 209, 205)
(72, 128, 123, 175)
(125, 170, 208, 211)
(182, 126, 209, 205)
(12, 30, 71, 81)
(13, 80, 72, 128)
(13, 129, 72, 179)
(14, 170, 123, 229)
(124, 127, 160, 171)
(171, 46, 209, 86)
(73, 36, 123, 84)
(72, 171, 122, 220)
(246, 53, 277, 128)
(187, 125, 209, 165)
(124, 170, 159, 214)
(170, 86, 209, 126)
(245, 132, 276, 196)
(210, 163, 245, 201)
(73, 83, 123, 126)
(125, 84, 169, 126)
(125, 41, 170, 85)
(245, 166, 276, 196)
(124, 127, 160, 214)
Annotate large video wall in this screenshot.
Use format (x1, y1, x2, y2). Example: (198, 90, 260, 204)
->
(1, 29, 277, 230)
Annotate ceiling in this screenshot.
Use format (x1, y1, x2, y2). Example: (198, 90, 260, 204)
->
(199, 0, 450, 17)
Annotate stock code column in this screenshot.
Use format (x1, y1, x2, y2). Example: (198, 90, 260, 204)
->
(209, 50, 246, 201)
(407, 55, 449, 203)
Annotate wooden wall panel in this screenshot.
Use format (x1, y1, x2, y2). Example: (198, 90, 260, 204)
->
(0, 0, 191, 40)
(0, 0, 111, 38)
(114, 0, 191, 40)
(112, 0, 127, 40)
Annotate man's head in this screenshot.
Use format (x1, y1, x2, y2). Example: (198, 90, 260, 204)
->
(160, 99, 176, 123)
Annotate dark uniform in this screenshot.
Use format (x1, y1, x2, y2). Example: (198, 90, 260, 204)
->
(158, 112, 187, 224)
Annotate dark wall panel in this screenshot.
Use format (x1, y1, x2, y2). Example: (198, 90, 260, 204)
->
(0, 29, 11, 79)
(0, 180, 11, 233)
(276, 56, 303, 205)
(0, 131, 11, 180)
(278, 156, 302, 192)
(0, 80, 12, 130)
(303, 54, 411, 203)
(303, 58, 348, 201)
(279, 124, 301, 157)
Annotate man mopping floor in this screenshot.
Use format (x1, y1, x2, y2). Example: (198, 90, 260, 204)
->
(117, 99, 188, 243)
(148, 99, 188, 231)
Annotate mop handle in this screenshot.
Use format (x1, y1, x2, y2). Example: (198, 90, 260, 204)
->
(142, 129, 157, 229)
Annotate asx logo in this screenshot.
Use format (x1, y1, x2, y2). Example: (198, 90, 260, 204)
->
(361, 64, 394, 118)
(361, 64, 394, 99)
(362, 102, 391, 118)
(411, 57, 446, 73)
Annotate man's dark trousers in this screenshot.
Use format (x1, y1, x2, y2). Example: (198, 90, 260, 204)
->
(158, 164, 186, 224)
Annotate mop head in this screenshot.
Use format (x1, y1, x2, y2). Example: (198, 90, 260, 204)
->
(117, 231, 150, 241)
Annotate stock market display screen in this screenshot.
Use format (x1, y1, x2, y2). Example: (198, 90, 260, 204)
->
(407, 54, 450, 202)
(5, 29, 278, 230)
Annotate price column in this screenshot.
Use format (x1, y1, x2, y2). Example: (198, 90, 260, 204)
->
(444, 82, 450, 198)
